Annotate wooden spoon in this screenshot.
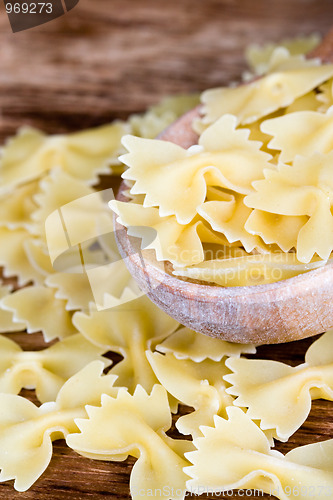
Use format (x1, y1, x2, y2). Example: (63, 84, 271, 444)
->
(115, 29, 333, 345)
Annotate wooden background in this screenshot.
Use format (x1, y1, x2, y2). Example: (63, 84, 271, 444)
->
(1, 0, 333, 498)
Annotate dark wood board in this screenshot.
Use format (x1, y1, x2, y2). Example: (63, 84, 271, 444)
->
(0, 1, 333, 498)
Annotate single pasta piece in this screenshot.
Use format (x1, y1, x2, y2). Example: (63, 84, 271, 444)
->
(156, 326, 256, 362)
(147, 350, 234, 438)
(0, 286, 77, 342)
(67, 385, 193, 500)
(224, 330, 333, 441)
(0, 361, 119, 492)
(185, 407, 333, 499)
(0, 333, 109, 402)
(121, 114, 272, 224)
(173, 252, 328, 287)
(245, 152, 333, 262)
(198, 52, 333, 128)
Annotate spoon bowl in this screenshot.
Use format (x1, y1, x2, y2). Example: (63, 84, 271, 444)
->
(115, 29, 333, 344)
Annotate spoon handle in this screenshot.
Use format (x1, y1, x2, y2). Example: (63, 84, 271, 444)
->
(309, 27, 333, 61)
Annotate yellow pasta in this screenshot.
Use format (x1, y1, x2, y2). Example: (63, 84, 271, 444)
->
(185, 407, 333, 499)
(316, 78, 333, 112)
(0, 181, 38, 233)
(0, 227, 45, 286)
(1, 286, 77, 342)
(147, 351, 234, 438)
(67, 385, 192, 500)
(225, 330, 333, 441)
(0, 32, 333, 500)
(245, 34, 321, 75)
(156, 326, 256, 362)
(0, 123, 128, 193)
(0, 361, 119, 491)
(245, 153, 333, 262)
(173, 252, 328, 287)
(0, 334, 109, 402)
(0, 286, 26, 332)
(198, 55, 333, 127)
(121, 115, 272, 224)
(198, 189, 266, 253)
(73, 294, 179, 393)
(262, 107, 333, 162)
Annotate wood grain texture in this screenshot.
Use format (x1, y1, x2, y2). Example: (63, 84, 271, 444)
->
(1, 0, 333, 498)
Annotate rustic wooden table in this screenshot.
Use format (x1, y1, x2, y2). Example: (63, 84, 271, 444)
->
(1, 0, 333, 498)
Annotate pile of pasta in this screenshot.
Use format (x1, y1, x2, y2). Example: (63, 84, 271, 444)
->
(111, 32, 333, 287)
(0, 34, 332, 500)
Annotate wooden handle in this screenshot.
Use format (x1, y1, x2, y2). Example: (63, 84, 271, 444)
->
(309, 26, 333, 61)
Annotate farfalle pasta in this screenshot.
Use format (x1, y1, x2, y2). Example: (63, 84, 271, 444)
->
(0, 180, 38, 232)
(0, 286, 77, 341)
(156, 326, 256, 362)
(147, 351, 234, 437)
(109, 51, 333, 286)
(0, 227, 45, 286)
(0, 285, 26, 332)
(111, 200, 225, 267)
(120, 115, 271, 224)
(185, 407, 333, 499)
(0, 333, 109, 402)
(128, 94, 200, 140)
(197, 52, 333, 128)
(173, 252, 328, 287)
(224, 329, 333, 441)
(0, 361, 119, 491)
(317, 78, 333, 111)
(0, 122, 128, 192)
(261, 107, 333, 162)
(67, 385, 192, 500)
(245, 34, 321, 75)
(245, 153, 333, 262)
(0, 33, 333, 500)
(73, 294, 179, 393)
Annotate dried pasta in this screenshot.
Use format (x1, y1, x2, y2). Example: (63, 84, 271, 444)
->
(224, 330, 333, 441)
(261, 107, 333, 162)
(0, 333, 109, 402)
(0, 180, 38, 233)
(317, 78, 333, 112)
(245, 153, 333, 262)
(129, 94, 200, 139)
(0, 122, 128, 192)
(0, 361, 119, 491)
(245, 34, 321, 75)
(0, 33, 333, 500)
(173, 252, 328, 287)
(120, 115, 272, 224)
(73, 294, 179, 393)
(147, 351, 234, 437)
(0, 227, 45, 286)
(0, 286, 26, 332)
(111, 200, 222, 267)
(67, 385, 192, 500)
(0, 286, 77, 341)
(198, 54, 333, 128)
(184, 407, 333, 499)
(156, 326, 256, 362)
